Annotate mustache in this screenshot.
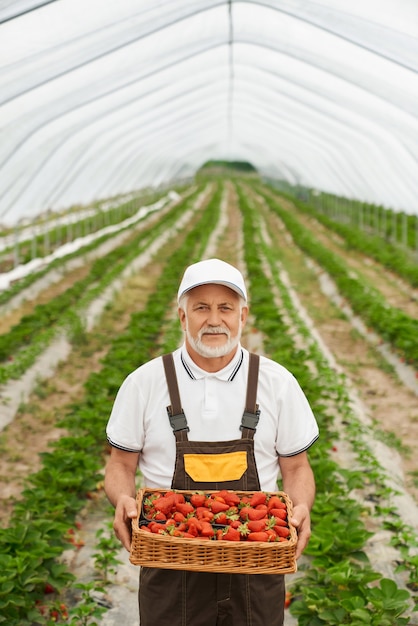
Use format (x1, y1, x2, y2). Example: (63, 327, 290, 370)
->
(199, 326, 230, 337)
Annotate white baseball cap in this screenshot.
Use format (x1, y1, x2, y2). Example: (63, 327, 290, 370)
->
(177, 258, 247, 302)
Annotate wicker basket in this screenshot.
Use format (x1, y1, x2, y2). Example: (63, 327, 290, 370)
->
(130, 488, 297, 574)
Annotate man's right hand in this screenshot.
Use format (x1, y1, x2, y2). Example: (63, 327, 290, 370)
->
(113, 494, 138, 551)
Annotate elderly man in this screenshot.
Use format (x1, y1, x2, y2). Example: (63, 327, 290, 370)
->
(105, 258, 319, 626)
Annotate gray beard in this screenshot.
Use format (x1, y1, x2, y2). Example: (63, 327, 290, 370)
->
(186, 325, 241, 359)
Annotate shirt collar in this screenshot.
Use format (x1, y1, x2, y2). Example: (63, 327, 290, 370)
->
(180, 344, 244, 381)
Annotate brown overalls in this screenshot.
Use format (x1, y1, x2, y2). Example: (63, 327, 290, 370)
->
(139, 353, 285, 626)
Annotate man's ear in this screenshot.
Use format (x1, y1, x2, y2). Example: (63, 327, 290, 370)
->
(178, 307, 187, 331)
(241, 306, 249, 326)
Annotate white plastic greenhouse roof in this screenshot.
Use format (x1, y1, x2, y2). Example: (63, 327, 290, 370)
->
(1, 0, 417, 226)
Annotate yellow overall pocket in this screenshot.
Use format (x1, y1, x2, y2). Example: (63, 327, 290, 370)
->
(184, 451, 248, 482)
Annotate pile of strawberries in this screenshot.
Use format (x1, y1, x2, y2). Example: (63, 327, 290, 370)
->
(139, 489, 291, 542)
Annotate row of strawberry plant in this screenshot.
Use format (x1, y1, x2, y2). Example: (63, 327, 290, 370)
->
(236, 184, 415, 624)
(0, 189, 174, 308)
(0, 183, 223, 625)
(254, 184, 418, 370)
(253, 189, 418, 616)
(0, 186, 203, 385)
(273, 187, 418, 288)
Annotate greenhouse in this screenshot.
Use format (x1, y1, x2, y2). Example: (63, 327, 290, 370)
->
(0, 1, 417, 624)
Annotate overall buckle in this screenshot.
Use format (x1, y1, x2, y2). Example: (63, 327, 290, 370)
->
(166, 408, 189, 432)
(240, 410, 260, 431)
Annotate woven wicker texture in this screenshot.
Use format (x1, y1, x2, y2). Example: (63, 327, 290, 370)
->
(130, 489, 297, 574)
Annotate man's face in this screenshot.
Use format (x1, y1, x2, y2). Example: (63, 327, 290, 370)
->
(179, 283, 248, 360)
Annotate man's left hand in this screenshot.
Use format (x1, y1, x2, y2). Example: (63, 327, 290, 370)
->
(289, 503, 311, 559)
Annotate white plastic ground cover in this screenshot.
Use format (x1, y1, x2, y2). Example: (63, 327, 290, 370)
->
(0, 195, 170, 291)
(0, 0, 417, 226)
(0, 192, 138, 254)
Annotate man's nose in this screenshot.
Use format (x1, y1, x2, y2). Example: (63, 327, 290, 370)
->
(207, 308, 222, 325)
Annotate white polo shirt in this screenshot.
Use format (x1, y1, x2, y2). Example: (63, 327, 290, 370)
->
(106, 344, 319, 491)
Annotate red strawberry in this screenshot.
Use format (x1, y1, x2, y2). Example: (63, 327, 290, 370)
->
(175, 502, 195, 516)
(267, 496, 286, 511)
(270, 508, 287, 520)
(153, 511, 167, 521)
(165, 519, 176, 528)
(229, 520, 241, 529)
(140, 525, 152, 533)
(148, 521, 164, 534)
(221, 526, 241, 541)
(247, 519, 267, 532)
(196, 507, 214, 521)
(186, 517, 202, 536)
(172, 493, 186, 505)
(190, 493, 207, 507)
(249, 492, 267, 507)
(247, 531, 269, 542)
(266, 529, 278, 542)
(239, 506, 251, 520)
(200, 521, 215, 537)
(215, 512, 227, 525)
(241, 507, 268, 521)
(208, 500, 230, 514)
(154, 495, 176, 516)
(274, 526, 290, 538)
(216, 490, 241, 506)
(211, 495, 227, 503)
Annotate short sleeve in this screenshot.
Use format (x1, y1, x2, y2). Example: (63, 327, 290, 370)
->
(106, 374, 144, 452)
(276, 373, 319, 457)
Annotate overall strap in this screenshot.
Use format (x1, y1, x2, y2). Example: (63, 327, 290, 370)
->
(163, 351, 260, 442)
(162, 353, 189, 442)
(240, 352, 260, 440)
